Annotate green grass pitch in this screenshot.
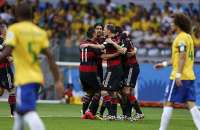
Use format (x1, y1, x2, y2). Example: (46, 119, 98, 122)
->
(0, 102, 196, 130)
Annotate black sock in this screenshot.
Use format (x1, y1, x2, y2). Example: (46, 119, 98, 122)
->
(132, 100, 142, 114)
(103, 95, 111, 115)
(126, 100, 132, 117)
(119, 98, 127, 116)
(8, 94, 16, 116)
(110, 97, 118, 116)
(89, 94, 100, 115)
(10, 104, 16, 115)
(99, 101, 106, 116)
(82, 95, 92, 114)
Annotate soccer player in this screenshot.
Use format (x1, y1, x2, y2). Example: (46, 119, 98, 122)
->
(154, 13, 200, 130)
(0, 2, 64, 130)
(81, 24, 127, 120)
(80, 27, 102, 119)
(101, 24, 125, 120)
(0, 23, 16, 117)
(119, 29, 144, 121)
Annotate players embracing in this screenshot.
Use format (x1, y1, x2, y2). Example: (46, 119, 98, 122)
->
(79, 23, 144, 121)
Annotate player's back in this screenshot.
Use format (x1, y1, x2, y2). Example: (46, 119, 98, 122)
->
(5, 21, 49, 86)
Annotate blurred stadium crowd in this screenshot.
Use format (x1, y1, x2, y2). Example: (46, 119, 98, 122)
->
(0, 0, 200, 61)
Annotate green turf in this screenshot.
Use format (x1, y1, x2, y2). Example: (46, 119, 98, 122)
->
(0, 102, 196, 130)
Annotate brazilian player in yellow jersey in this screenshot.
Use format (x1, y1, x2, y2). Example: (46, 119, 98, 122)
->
(0, 2, 64, 130)
(154, 13, 200, 130)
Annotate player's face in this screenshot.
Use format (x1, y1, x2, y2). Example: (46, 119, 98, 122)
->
(95, 25, 103, 37)
(170, 21, 178, 33)
(103, 26, 109, 37)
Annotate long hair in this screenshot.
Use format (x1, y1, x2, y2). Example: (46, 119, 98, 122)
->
(173, 13, 191, 34)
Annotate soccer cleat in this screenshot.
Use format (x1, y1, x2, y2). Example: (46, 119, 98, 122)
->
(95, 115, 104, 120)
(116, 115, 127, 121)
(81, 113, 88, 119)
(85, 111, 95, 120)
(104, 115, 117, 121)
(10, 115, 14, 118)
(131, 113, 144, 121)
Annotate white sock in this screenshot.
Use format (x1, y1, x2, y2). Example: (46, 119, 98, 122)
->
(13, 112, 24, 130)
(159, 106, 173, 130)
(24, 111, 45, 130)
(190, 106, 200, 130)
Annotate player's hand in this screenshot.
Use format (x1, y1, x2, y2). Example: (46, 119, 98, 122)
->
(118, 48, 127, 54)
(55, 80, 64, 99)
(80, 44, 89, 49)
(105, 38, 114, 44)
(154, 63, 164, 70)
(175, 78, 183, 87)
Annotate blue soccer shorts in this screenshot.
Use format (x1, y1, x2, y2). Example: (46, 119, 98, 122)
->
(164, 80, 195, 103)
(16, 83, 40, 113)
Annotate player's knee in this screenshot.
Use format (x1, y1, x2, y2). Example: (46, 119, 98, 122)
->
(82, 95, 92, 103)
(0, 87, 4, 96)
(93, 93, 101, 101)
(122, 87, 131, 96)
(101, 90, 108, 97)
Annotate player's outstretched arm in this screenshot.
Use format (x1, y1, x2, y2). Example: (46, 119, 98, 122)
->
(42, 48, 64, 98)
(101, 52, 120, 60)
(80, 44, 105, 49)
(154, 60, 172, 70)
(105, 38, 126, 53)
(0, 46, 13, 61)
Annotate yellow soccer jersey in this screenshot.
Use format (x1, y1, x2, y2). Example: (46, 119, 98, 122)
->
(5, 21, 49, 86)
(170, 32, 195, 80)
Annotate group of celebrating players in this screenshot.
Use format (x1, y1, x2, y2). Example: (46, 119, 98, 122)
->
(79, 23, 144, 121)
(1, 1, 200, 130)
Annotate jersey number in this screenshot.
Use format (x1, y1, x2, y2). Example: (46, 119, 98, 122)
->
(81, 48, 88, 62)
(28, 42, 37, 64)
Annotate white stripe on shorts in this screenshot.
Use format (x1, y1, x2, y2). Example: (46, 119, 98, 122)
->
(16, 87, 22, 106)
(167, 80, 175, 102)
(104, 72, 111, 88)
(127, 67, 133, 86)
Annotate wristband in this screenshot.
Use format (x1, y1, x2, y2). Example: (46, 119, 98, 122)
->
(162, 61, 168, 67)
(176, 73, 181, 79)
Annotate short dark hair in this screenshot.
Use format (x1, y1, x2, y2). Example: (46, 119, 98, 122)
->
(86, 27, 95, 39)
(173, 13, 191, 34)
(115, 26, 123, 34)
(94, 23, 104, 29)
(15, 2, 32, 20)
(106, 24, 115, 33)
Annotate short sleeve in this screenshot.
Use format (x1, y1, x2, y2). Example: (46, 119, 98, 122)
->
(5, 27, 16, 47)
(178, 40, 187, 52)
